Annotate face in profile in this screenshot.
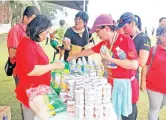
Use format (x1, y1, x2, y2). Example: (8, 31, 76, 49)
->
(38, 27, 51, 42)
(95, 26, 111, 41)
(24, 14, 37, 25)
(122, 23, 134, 36)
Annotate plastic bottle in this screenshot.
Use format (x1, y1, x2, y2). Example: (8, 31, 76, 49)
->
(82, 57, 89, 74)
(100, 45, 107, 54)
(77, 58, 83, 74)
(115, 47, 126, 60)
(69, 59, 77, 74)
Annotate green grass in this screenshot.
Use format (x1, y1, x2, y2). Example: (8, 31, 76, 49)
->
(0, 34, 166, 120)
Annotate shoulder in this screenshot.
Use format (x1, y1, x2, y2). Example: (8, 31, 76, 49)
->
(9, 24, 20, 33)
(138, 33, 150, 39)
(20, 37, 34, 47)
(117, 34, 132, 43)
(66, 27, 73, 33)
(135, 32, 150, 44)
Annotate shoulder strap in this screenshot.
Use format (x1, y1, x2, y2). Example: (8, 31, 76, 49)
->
(148, 45, 158, 72)
(151, 45, 157, 64)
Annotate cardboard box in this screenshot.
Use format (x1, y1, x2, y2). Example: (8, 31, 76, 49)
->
(0, 106, 11, 120)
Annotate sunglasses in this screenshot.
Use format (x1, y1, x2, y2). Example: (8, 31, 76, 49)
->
(96, 26, 105, 33)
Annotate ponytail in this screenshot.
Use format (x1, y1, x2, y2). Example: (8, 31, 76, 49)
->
(135, 15, 142, 31)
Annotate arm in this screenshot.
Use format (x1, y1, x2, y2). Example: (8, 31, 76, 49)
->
(63, 40, 71, 50)
(63, 28, 72, 50)
(9, 48, 17, 58)
(28, 61, 64, 76)
(67, 49, 95, 61)
(7, 26, 20, 59)
(138, 50, 150, 67)
(140, 65, 148, 91)
(107, 57, 138, 70)
(138, 34, 151, 67)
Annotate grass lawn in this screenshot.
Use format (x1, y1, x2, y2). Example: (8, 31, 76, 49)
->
(0, 34, 165, 120)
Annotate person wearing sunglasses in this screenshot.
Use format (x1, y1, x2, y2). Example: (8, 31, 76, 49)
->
(141, 26, 166, 120)
(67, 14, 139, 120)
(15, 15, 65, 120)
(63, 11, 90, 62)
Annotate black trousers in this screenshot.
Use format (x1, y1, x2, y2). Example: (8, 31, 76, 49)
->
(122, 104, 137, 120)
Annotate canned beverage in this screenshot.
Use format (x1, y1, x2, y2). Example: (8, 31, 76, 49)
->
(60, 91, 68, 103)
(75, 89, 84, 95)
(67, 79, 76, 92)
(103, 84, 112, 99)
(85, 95, 94, 105)
(75, 89, 84, 104)
(94, 100, 102, 105)
(103, 103, 113, 118)
(102, 99, 111, 104)
(75, 104, 84, 119)
(94, 86, 102, 101)
(99, 77, 108, 86)
(85, 105, 94, 120)
(85, 89, 95, 96)
(95, 104, 103, 120)
(67, 101, 75, 115)
(85, 89, 95, 105)
(67, 92, 75, 101)
(89, 71, 96, 77)
(75, 94, 84, 105)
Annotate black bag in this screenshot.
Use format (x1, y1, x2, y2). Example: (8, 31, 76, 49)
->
(4, 57, 16, 76)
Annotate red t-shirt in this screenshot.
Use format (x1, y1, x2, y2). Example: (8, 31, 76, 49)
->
(91, 34, 139, 103)
(146, 45, 166, 94)
(7, 23, 27, 76)
(15, 37, 51, 107)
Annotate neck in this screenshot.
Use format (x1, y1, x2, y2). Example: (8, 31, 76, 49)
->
(161, 44, 166, 49)
(108, 31, 117, 44)
(22, 20, 27, 25)
(132, 27, 140, 36)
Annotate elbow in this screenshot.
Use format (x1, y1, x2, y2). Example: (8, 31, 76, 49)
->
(132, 61, 139, 70)
(139, 61, 146, 67)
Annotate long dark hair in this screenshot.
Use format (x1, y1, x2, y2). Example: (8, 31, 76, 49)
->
(135, 15, 142, 31)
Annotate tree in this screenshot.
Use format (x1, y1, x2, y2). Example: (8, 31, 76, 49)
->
(38, 1, 67, 20)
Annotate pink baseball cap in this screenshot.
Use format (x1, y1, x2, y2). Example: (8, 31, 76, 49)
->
(90, 14, 115, 33)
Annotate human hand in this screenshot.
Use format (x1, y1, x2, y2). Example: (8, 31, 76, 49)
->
(67, 55, 77, 62)
(140, 82, 146, 92)
(52, 61, 65, 69)
(63, 37, 71, 45)
(100, 52, 110, 61)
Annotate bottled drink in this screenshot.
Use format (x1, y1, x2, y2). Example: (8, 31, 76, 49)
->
(115, 47, 126, 60)
(77, 58, 82, 74)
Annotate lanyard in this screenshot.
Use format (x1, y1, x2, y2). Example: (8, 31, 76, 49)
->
(108, 32, 118, 57)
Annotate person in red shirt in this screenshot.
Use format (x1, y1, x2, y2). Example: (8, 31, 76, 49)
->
(141, 26, 166, 120)
(7, 6, 40, 85)
(15, 15, 65, 120)
(67, 14, 139, 120)
(7, 6, 40, 120)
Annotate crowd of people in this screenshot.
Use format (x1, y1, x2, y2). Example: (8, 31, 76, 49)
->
(6, 5, 166, 120)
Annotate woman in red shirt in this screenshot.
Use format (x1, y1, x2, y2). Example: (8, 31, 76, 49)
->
(15, 15, 65, 120)
(67, 14, 139, 120)
(141, 26, 166, 120)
